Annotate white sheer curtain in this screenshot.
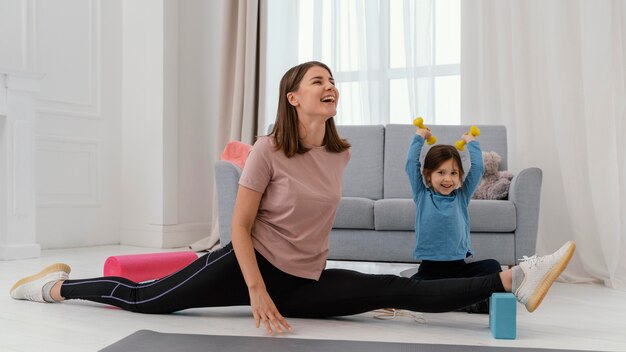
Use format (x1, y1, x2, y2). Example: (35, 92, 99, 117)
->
(404, 0, 435, 120)
(462, 0, 626, 290)
(263, 0, 442, 127)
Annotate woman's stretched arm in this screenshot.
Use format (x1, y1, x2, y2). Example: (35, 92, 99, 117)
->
(230, 185, 292, 334)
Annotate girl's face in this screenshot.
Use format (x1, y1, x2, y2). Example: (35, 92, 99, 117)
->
(427, 158, 461, 195)
(287, 66, 339, 121)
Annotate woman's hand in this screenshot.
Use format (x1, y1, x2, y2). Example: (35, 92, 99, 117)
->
(249, 286, 292, 334)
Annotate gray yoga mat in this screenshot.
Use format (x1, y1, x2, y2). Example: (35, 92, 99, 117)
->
(100, 329, 581, 352)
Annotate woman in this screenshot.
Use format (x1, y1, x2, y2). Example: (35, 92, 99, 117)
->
(10, 61, 575, 334)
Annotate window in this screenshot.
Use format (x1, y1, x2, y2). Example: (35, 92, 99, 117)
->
(265, 0, 460, 126)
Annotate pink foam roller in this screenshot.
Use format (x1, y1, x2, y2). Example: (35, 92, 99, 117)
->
(103, 251, 198, 282)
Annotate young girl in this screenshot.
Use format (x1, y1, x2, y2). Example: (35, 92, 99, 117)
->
(405, 126, 502, 313)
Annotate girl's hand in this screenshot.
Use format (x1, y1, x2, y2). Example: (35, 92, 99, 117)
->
(416, 128, 432, 140)
(249, 286, 292, 334)
(462, 132, 476, 143)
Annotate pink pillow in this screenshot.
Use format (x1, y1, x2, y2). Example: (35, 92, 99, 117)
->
(221, 141, 252, 169)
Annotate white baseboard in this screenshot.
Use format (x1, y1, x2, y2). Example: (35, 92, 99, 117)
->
(0, 243, 41, 260)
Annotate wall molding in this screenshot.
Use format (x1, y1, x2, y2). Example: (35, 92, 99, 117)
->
(34, 0, 102, 119)
(0, 70, 42, 260)
(36, 135, 101, 207)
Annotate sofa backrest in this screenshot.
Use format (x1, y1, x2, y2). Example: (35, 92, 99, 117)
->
(384, 124, 507, 199)
(337, 125, 385, 200)
(267, 123, 385, 200)
(266, 123, 506, 200)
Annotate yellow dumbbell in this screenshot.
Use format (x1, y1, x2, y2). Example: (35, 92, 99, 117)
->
(455, 126, 481, 151)
(412, 117, 437, 145)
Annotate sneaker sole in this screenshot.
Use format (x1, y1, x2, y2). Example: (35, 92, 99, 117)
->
(526, 241, 576, 312)
(9, 263, 71, 295)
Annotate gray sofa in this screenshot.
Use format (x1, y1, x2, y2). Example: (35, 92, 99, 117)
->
(215, 124, 542, 266)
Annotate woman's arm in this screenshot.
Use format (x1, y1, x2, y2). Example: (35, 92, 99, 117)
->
(230, 185, 292, 334)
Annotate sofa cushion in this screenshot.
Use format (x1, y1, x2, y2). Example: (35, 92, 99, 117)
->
(337, 125, 384, 200)
(383, 124, 508, 199)
(333, 197, 375, 229)
(374, 199, 415, 231)
(373, 198, 516, 232)
(468, 200, 516, 232)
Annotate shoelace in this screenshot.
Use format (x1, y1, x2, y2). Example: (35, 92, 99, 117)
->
(519, 254, 545, 269)
(373, 308, 427, 323)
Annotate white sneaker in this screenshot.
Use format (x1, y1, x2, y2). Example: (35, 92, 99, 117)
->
(513, 241, 576, 312)
(10, 263, 71, 303)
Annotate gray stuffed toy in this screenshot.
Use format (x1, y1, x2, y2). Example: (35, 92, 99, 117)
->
(473, 151, 513, 200)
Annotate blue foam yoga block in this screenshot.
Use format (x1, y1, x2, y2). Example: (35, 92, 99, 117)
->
(489, 293, 516, 339)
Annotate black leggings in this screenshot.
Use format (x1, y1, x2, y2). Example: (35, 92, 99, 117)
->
(411, 259, 503, 280)
(60, 243, 505, 317)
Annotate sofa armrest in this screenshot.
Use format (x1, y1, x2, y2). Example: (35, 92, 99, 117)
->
(508, 167, 542, 263)
(214, 160, 242, 245)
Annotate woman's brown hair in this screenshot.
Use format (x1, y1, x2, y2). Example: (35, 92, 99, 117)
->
(422, 145, 464, 187)
(269, 61, 350, 157)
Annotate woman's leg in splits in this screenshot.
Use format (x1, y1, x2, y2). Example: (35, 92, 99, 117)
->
(275, 268, 505, 318)
(58, 244, 250, 313)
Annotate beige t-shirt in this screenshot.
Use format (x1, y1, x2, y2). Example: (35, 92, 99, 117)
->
(239, 136, 350, 280)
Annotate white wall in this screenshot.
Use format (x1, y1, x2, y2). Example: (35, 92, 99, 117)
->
(177, 0, 222, 226)
(1, 0, 123, 249)
(119, 0, 179, 246)
(119, 0, 224, 248)
(0, 0, 224, 250)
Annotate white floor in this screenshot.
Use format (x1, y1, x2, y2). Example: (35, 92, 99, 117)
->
(1, 245, 625, 352)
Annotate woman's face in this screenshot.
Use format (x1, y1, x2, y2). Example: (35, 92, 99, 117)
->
(288, 65, 339, 120)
